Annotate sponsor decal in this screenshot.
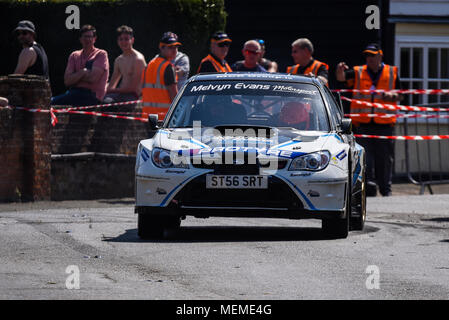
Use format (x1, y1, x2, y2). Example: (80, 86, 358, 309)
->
(188, 82, 318, 96)
(165, 170, 186, 174)
(141, 148, 150, 162)
(177, 146, 304, 159)
(336, 150, 347, 160)
(290, 172, 312, 177)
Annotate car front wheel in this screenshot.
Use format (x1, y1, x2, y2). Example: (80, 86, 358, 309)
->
(137, 211, 181, 239)
(322, 173, 350, 239)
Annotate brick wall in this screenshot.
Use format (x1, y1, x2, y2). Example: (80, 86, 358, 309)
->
(51, 153, 136, 201)
(0, 75, 52, 201)
(0, 75, 152, 202)
(51, 103, 150, 155)
(49, 103, 152, 200)
(0, 107, 24, 201)
(50, 103, 152, 200)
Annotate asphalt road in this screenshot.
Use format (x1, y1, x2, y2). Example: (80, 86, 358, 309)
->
(0, 194, 448, 300)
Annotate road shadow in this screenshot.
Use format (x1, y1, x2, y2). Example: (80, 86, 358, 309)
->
(421, 217, 449, 223)
(103, 225, 379, 243)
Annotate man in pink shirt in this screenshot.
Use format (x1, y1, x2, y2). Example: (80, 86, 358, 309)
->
(51, 25, 109, 106)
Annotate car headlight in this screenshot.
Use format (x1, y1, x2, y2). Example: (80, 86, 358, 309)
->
(289, 151, 330, 171)
(151, 148, 189, 169)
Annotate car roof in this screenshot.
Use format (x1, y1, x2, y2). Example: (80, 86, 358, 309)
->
(188, 72, 321, 86)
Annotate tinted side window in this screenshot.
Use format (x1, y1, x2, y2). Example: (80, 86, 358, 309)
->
(324, 87, 343, 127)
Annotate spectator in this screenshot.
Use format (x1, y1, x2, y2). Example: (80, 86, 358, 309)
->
(0, 97, 8, 107)
(141, 32, 179, 120)
(287, 38, 329, 86)
(173, 50, 190, 90)
(104, 25, 146, 103)
(336, 43, 402, 197)
(255, 39, 278, 73)
(51, 25, 109, 106)
(13, 20, 49, 79)
(197, 31, 232, 73)
(231, 40, 267, 72)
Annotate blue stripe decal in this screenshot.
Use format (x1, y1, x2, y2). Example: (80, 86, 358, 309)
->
(160, 172, 207, 207)
(141, 149, 149, 161)
(336, 150, 347, 160)
(188, 138, 208, 148)
(322, 133, 343, 142)
(275, 175, 317, 211)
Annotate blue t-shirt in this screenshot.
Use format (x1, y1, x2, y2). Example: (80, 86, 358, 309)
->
(231, 61, 267, 72)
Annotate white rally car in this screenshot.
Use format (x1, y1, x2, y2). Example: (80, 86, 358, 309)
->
(135, 73, 366, 239)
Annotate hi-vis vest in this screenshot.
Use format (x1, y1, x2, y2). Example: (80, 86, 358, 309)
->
(197, 54, 232, 73)
(287, 59, 329, 77)
(350, 64, 398, 125)
(141, 56, 173, 120)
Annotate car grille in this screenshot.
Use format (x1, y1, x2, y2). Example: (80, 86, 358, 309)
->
(174, 175, 303, 209)
(191, 160, 288, 172)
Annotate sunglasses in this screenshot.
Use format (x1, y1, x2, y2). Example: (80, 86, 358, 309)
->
(17, 31, 29, 36)
(217, 42, 230, 48)
(245, 49, 260, 55)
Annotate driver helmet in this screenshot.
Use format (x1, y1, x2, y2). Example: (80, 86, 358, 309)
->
(279, 101, 310, 129)
(203, 95, 232, 117)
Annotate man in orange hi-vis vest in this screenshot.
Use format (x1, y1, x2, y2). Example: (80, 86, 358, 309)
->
(141, 32, 179, 120)
(336, 43, 403, 197)
(197, 31, 232, 73)
(287, 38, 329, 86)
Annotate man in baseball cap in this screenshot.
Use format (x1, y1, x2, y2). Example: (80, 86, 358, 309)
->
(336, 43, 403, 197)
(13, 20, 49, 79)
(197, 31, 232, 73)
(141, 31, 179, 119)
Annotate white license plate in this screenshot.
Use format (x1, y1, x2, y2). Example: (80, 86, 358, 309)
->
(206, 175, 268, 189)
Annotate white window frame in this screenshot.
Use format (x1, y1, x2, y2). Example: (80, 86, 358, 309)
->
(395, 35, 449, 105)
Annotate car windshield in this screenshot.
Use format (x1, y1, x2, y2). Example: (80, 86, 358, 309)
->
(166, 80, 330, 131)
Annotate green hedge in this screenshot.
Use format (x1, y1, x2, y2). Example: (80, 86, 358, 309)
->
(0, 0, 226, 95)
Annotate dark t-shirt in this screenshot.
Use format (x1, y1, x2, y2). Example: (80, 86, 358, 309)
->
(231, 61, 267, 72)
(164, 63, 176, 86)
(259, 58, 274, 71)
(344, 64, 401, 89)
(25, 42, 49, 79)
(294, 59, 328, 80)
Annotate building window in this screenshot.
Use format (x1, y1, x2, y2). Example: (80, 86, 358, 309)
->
(395, 36, 449, 106)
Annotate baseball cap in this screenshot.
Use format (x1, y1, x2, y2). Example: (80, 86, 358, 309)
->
(160, 32, 181, 47)
(14, 20, 36, 34)
(211, 31, 232, 44)
(363, 43, 383, 55)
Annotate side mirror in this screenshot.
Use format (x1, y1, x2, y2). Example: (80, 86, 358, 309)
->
(340, 118, 352, 134)
(148, 114, 159, 130)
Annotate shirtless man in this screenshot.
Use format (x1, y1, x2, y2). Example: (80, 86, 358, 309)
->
(104, 26, 146, 103)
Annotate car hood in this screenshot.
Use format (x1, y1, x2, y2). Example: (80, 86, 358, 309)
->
(154, 127, 333, 160)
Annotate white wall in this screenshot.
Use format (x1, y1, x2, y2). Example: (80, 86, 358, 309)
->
(390, 0, 449, 16)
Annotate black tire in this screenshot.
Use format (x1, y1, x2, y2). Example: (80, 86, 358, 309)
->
(350, 161, 367, 231)
(138, 214, 181, 239)
(322, 172, 351, 239)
